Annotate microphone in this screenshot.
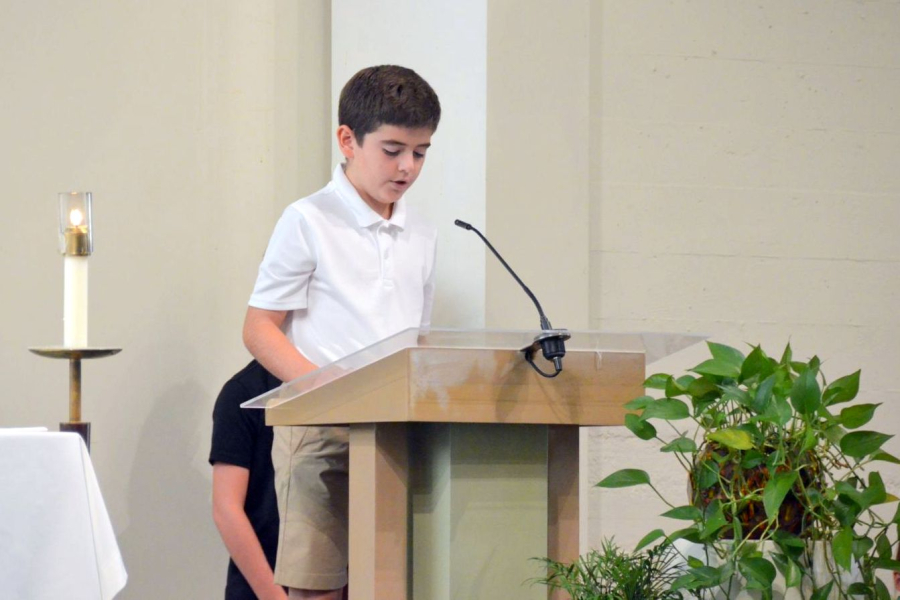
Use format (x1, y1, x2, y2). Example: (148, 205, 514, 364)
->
(454, 219, 570, 378)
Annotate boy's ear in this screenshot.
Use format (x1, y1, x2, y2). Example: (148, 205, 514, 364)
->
(336, 125, 356, 159)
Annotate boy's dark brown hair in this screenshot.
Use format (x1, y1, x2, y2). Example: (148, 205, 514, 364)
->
(338, 65, 441, 144)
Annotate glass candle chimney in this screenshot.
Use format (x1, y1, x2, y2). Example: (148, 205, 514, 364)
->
(58, 192, 93, 256)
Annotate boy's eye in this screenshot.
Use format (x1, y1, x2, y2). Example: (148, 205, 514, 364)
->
(383, 149, 400, 157)
(414, 151, 426, 159)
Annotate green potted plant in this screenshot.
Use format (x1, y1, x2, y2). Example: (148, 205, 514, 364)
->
(532, 537, 684, 600)
(598, 342, 900, 599)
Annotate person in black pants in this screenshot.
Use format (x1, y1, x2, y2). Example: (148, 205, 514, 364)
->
(210, 360, 285, 600)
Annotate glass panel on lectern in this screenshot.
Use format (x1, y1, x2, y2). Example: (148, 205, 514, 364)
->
(241, 328, 704, 410)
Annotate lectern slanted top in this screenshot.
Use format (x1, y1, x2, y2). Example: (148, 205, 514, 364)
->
(242, 328, 701, 427)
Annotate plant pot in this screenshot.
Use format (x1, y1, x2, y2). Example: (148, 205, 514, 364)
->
(690, 442, 822, 540)
(673, 540, 861, 600)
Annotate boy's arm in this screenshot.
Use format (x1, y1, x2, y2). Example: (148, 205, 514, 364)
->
(212, 463, 287, 600)
(243, 307, 318, 383)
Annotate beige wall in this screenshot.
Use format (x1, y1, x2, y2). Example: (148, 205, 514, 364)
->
(0, 1, 329, 597)
(332, 0, 489, 329)
(586, 0, 900, 549)
(486, 0, 591, 331)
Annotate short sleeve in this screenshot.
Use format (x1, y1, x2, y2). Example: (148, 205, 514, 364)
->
(249, 206, 317, 311)
(209, 379, 257, 469)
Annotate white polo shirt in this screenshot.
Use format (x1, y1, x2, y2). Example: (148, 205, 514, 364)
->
(249, 164, 437, 368)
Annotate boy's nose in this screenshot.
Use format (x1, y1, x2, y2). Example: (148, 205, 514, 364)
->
(398, 153, 414, 173)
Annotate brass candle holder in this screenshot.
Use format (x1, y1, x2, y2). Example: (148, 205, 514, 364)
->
(28, 347, 121, 451)
(29, 192, 120, 451)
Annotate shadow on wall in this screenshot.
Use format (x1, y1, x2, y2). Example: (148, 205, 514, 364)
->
(117, 380, 224, 599)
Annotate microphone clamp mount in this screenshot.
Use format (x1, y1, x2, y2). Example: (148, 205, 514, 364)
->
(454, 219, 569, 378)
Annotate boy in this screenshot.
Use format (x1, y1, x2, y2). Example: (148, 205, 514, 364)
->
(210, 360, 285, 600)
(243, 65, 440, 600)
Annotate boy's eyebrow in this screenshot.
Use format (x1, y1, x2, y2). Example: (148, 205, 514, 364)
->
(381, 139, 431, 149)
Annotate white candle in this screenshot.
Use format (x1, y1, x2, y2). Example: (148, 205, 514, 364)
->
(63, 208, 89, 347)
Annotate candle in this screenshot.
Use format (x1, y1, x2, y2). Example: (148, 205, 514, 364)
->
(59, 193, 93, 348)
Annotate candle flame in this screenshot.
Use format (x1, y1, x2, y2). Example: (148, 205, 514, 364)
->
(69, 208, 84, 227)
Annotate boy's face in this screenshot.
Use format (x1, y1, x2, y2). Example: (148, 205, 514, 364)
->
(338, 123, 433, 219)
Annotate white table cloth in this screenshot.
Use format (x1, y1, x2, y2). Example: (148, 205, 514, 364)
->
(0, 430, 127, 599)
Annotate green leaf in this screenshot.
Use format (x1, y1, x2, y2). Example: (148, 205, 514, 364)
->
(669, 573, 698, 592)
(641, 398, 691, 421)
(763, 470, 799, 522)
(752, 374, 777, 413)
(688, 377, 719, 400)
(862, 472, 888, 506)
(707, 428, 754, 450)
(644, 373, 670, 389)
(876, 531, 892, 560)
(634, 528, 665, 552)
(810, 581, 833, 600)
(773, 531, 806, 560)
(768, 394, 793, 427)
(665, 376, 689, 398)
(780, 343, 792, 366)
(661, 436, 697, 453)
(596, 469, 650, 488)
(692, 358, 741, 379)
(852, 580, 892, 600)
(773, 530, 806, 549)
(741, 449, 766, 469)
(840, 431, 894, 459)
(676, 374, 697, 388)
(738, 556, 776, 590)
(721, 384, 753, 407)
(700, 500, 728, 539)
(696, 461, 719, 490)
(873, 558, 900, 572)
(741, 345, 774, 383)
(692, 396, 718, 419)
(730, 517, 744, 543)
(839, 403, 880, 429)
(623, 395, 653, 411)
(832, 495, 861, 528)
(625, 413, 657, 441)
(771, 553, 802, 589)
(852, 536, 874, 559)
(872, 451, 900, 465)
(800, 426, 817, 453)
(809, 355, 821, 372)
(832, 527, 853, 571)
(790, 361, 809, 374)
(689, 564, 728, 588)
(823, 370, 861, 406)
(790, 368, 821, 415)
(836, 480, 868, 511)
(661, 505, 703, 521)
(847, 583, 868, 596)
(667, 526, 701, 545)
(708, 341, 745, 366)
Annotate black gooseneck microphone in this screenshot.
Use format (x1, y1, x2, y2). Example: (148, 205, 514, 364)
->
(454, 219, 570, 378)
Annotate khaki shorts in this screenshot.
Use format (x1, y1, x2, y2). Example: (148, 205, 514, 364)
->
(272, 425, 349, 591)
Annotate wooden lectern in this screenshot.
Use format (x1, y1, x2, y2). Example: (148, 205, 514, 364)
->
(244, 329, 700, 600)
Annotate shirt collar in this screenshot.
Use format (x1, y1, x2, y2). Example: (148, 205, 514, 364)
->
(333, 164, 407, 230)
